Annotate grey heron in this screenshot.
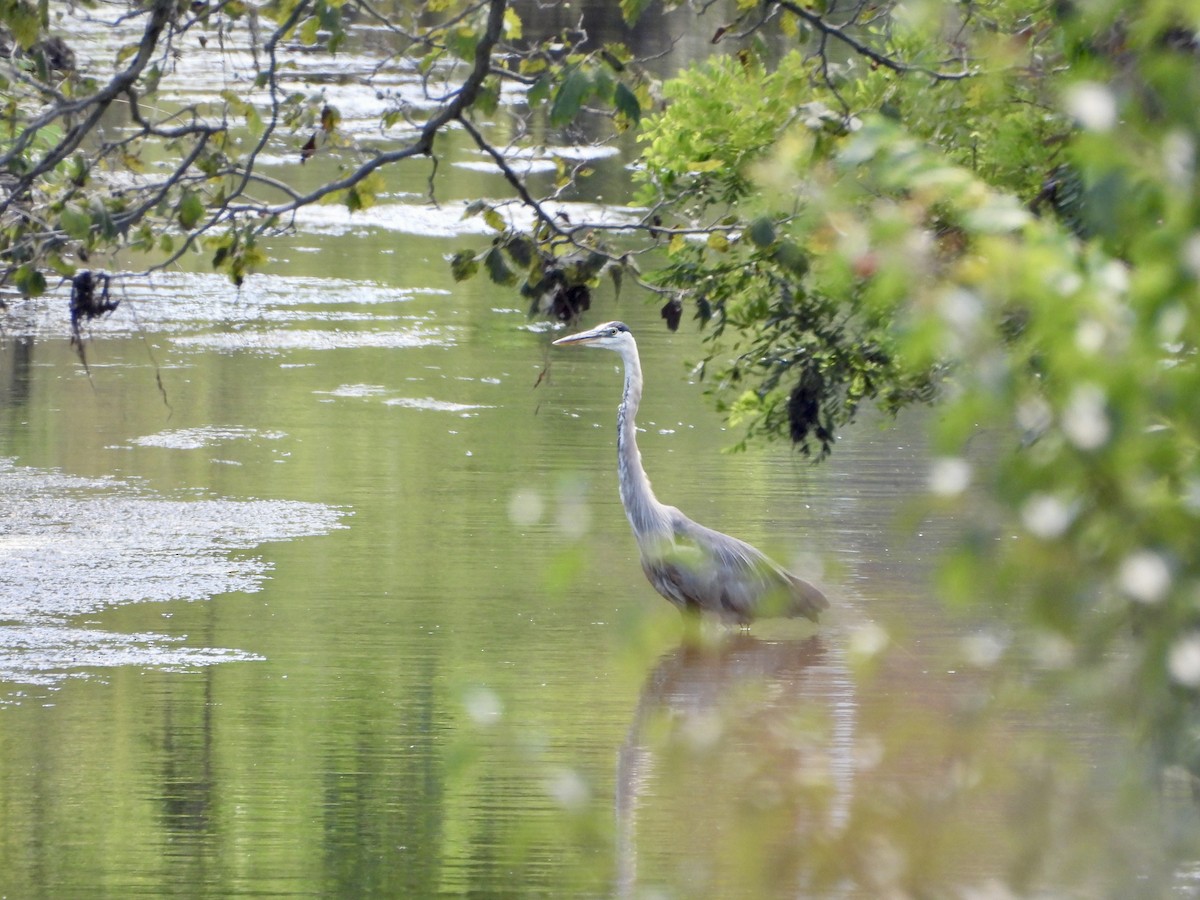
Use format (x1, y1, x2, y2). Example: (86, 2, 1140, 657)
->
(553, 321, 829, 625)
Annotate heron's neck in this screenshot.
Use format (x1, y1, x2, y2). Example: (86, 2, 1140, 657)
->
(616, 343, 667, 540)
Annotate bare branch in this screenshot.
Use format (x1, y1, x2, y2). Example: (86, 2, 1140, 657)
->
(260, 0, 507, 216)
(776, 0, 973, 81)
(456, 115, 568, 240)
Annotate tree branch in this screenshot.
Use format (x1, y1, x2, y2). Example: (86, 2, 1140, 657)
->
(776, 0, 972, 81)
(0, 0, 177, 214)
(260, 0, 507, 216)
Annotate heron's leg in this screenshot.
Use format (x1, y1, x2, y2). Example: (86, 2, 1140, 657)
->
(679, 608, 704, 646)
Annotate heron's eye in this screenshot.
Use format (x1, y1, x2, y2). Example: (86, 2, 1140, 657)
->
(608, 328, 617, 336)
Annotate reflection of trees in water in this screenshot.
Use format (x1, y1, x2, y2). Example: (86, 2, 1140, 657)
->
(0, 336, 33, 411)
(617, 633, 855, 897)
(512, 0, 697, 58)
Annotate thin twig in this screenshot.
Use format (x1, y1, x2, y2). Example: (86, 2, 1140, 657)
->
(776, 0, 973, 81)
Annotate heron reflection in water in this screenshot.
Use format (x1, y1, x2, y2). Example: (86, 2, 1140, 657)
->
(554, 321, 829, 625)
(616, 634, 856, 896)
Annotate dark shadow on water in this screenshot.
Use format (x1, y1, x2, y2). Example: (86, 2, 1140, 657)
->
(616, 632, 855, 897)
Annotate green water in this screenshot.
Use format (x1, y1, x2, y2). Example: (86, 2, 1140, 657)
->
(3, 5, 1189, 896)
(0, 242, 949, 897)
(5, 197, 1187, 899)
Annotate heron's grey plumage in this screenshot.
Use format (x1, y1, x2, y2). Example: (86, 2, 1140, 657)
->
(553, 321, 829, 625)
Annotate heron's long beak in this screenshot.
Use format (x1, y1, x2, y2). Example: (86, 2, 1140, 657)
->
(552, 327, 604, 346)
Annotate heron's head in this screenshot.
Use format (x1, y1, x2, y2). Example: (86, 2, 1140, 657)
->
(552, 320, 634, 352)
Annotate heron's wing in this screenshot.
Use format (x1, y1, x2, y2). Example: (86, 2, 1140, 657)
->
(645, 509, 827, 623)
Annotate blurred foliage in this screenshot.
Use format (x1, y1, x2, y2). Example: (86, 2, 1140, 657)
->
(662, 0, 1200, 894)
(622, 11, 1200, 887)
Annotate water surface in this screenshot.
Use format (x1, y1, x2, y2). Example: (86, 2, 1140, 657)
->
(0, 261, 966, 897)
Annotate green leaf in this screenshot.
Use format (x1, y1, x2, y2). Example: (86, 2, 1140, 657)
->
(484, 247, 515, 286)
(591, 67, 614, 104)
(450, 251, 479, 282)
(245, 104, 264, 137)
(345, 171, 385, 211)
(771, 241, 809, 276)
(503, 236, 534, 268)
(528, 74, 551, 106)
(298, 15, 320, 45)
(177, 190, 204, 229)
(59, 205, 91, 241)
(219, 88, 248, 115)
(446, 25, 478, 62)
(613, 82, 641, 124)
(520, 56, 548, 76)
(619, 0, 653, 25)
(66, 154, 88, 187)
(14, 264, 46, 297)
(747, 216, 776, 247)
(550, 68, 591, 128)
(563, 251, 607, 283)
(474, 77, 500, 116)
(345, 185, 367, 211)
(87, 197, 116, 240)
(114, 42, 141, 66)
(46, 253, 76, 278)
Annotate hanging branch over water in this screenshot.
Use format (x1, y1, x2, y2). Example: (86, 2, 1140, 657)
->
(0, 0, 1081, 456)
(0, 0, 986, 299)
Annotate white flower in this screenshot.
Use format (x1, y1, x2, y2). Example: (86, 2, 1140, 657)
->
(1118, 550, 1172, 605)
(1168, 634, 1200, 688)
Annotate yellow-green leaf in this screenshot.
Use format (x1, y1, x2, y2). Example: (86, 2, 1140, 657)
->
(707, 232, 730, 253)
(7, 0, 40, 49)
(503, 7, 522, 39)
(482, 206, 507, 232)
(619, 0, 653, 25)
(299, 15, 320, 45)
(114, 42, 140, 66)
(519, 56, 547, 76)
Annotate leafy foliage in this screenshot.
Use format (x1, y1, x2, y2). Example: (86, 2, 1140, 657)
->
(628, 3, 1086, 452)
(725, 0, 1200, 807)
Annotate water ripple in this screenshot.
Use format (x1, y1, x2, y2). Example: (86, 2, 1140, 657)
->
(0, 458, 346, 691)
